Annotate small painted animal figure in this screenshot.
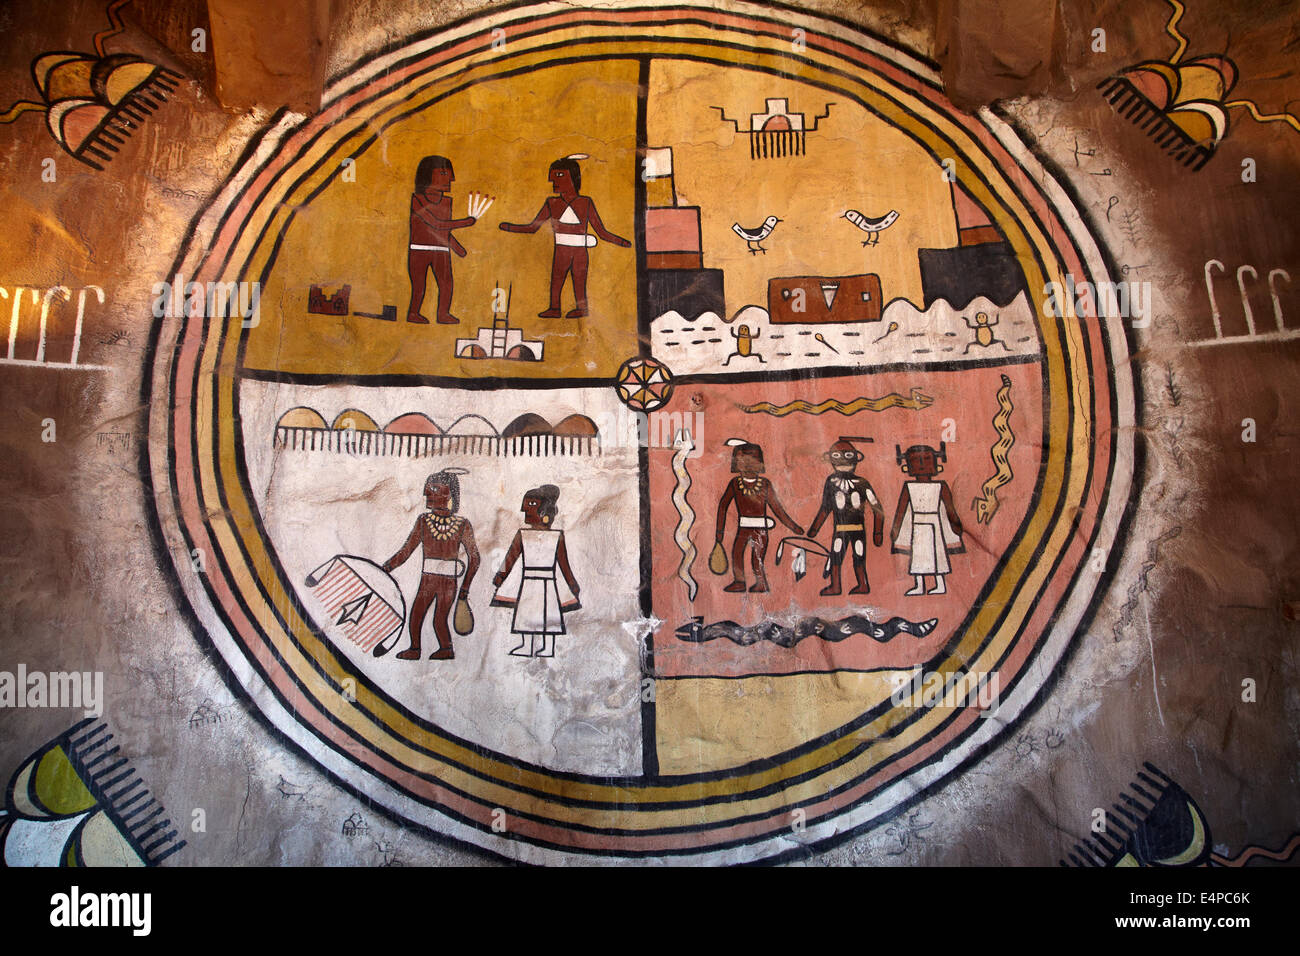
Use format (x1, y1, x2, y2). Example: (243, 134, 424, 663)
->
(723, 323, 764, 365)
(842, 209, 899, 246)
(962, 311, 1010, 354)
(732, 216, 781, 254)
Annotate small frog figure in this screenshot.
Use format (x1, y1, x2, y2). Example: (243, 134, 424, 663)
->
(963, 311, 1010, 355)
(723, 323, 765, 366)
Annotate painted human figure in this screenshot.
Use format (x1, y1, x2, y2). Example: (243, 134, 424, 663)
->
(406, 155, 477, 325)
(715, 439, 804, 593)
(890, 443, 964, 595)
(807, 436, 884, 596)
(382, 470, 481, 659)
(491, 485, 581, 658)
(498, 155, 630, 318)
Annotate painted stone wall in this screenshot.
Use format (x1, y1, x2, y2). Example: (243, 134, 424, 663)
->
(0, 0, 1295, 866)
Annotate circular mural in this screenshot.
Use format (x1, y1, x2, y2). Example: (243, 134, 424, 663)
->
(147, 1, 1135, 863)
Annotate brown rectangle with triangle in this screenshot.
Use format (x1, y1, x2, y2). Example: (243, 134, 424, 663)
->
(767, 274, 883, 323)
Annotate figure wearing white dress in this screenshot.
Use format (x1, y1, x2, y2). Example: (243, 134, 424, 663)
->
(491, 485, 581, 658)
(890, 443, 964, 595)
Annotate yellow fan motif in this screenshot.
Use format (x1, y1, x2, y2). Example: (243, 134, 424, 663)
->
(0, 720, 184, 867)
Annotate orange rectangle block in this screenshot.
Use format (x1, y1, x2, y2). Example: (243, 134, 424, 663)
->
(959, 225, 1003, 246)
(645, 206, 702, 253)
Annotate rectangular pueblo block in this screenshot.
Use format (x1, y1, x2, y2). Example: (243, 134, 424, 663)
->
(767, 274, 883, 323)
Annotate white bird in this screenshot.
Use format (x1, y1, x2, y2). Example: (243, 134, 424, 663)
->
(843, 209, 899, 245)
(732, 215, 782, 255)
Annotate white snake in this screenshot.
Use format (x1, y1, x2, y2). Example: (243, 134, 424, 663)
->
(671, 428, 698, 600)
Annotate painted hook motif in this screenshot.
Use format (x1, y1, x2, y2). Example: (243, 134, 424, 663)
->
(73, 285, 105, 366)
(7, 287, 38, 360)
(1268, 269, 1290, 332)
(1235, 265, 1258, 337)
(1203, 259, 1224, 338)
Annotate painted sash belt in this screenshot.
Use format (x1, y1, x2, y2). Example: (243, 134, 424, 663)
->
(674, 614, 939, 647)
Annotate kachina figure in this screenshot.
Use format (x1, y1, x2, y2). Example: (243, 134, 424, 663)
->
(498, 154, 630, 318)
(890, 443, 964, 595)
(806, 436, 884, 596)
(722, 323, 764, 366)
(712, 438, 804, 593)
(382, 469, 481, 659)
(491, 485, 582, 658)
(405, 155, 478, 325)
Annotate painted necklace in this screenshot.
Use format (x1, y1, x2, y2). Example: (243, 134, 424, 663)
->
(423, 511, 463, 541)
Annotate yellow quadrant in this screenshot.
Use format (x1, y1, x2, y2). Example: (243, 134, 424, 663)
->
(655, 671, 907, 776)
(242, 58, 641, 378)
(647, 58, 958, 313)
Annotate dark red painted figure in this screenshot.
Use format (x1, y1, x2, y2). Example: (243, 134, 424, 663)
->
(382, 470, 481, 660)
(714, 440, 803, 593)
(498, 156, 630, 318)
(406, 155, 477, 325)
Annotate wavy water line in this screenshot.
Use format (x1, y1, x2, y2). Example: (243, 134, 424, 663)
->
(1224, 99, 1300, 135)
(973, 375, 1015, 524)
(0, 101, 46, 124)
(93, 0, 132, 57)
(1163, 0, 1188, 64)
(741, 387, 933, 417)
(1211, 832, 1300, 867)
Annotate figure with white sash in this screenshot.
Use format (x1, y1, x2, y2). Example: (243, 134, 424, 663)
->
(498, 154, 631, 318)
(890, 443, 964, 596)
(712, 438, 804, 593)
(491, 485, 582, 658)
(381, 469, 481, 660)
